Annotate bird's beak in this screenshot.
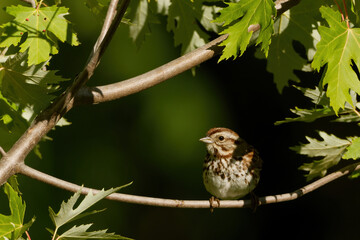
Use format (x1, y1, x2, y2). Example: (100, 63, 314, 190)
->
(199, 136, 213, 144)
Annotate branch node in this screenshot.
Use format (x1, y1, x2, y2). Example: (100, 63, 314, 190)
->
(0, 147, 7, 157)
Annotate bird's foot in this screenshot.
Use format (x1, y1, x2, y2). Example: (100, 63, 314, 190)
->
(209, 196, 220, 213)
(250, 192, 260, 212)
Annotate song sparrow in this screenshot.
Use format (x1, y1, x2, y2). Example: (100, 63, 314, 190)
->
(200, 127, 262, 205)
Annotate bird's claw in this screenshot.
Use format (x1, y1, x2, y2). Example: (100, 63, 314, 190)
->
(250, 192, 260, 212)
(209, 196, 220, 213)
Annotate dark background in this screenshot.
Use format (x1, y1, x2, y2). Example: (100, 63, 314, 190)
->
(1, 1, 360, 239)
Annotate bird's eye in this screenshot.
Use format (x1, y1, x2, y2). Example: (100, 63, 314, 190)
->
(218, 136, 225, 141)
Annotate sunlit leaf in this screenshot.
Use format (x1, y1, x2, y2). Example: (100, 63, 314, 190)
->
(0, 5, 79, 65)
(214, 0, 276, 61)
(167, 0, 219, 54)
(0, 52, 68, 113)
(0, 183, 35, 239)
(266, 0, 321, 92)
(49, 185, 131, 229)
(291, 131, 351, 180)
(312, 6, 360, 113)
(343, 137, 360, 159)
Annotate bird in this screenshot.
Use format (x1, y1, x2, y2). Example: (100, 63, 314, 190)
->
(200, 127, 262, 210)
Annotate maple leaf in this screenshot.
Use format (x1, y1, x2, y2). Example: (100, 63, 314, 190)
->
(275, 107, 335, 125)
(85, 0, 110, 18)
(0, 5, 79, 65)
(265, 0, 321, 92)
(291, 131, 351, 180)
(276, 85, 360, 124)
(49, 184, 131, 239)
(214, 0, 276, 61)
(0, 52, 68, 113)
(0, 97, 28, 151)
(343, 137, 360, 160)
(0, 183, 35, 239)
(312, 6, 360, 114)
(127, 0, 157, 48)
(0, 52, 70, 151)
(52, 224, 131, 239)
(167, 0, 219, 54)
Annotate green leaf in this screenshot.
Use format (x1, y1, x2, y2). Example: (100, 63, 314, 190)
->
(349, 169, 360, 179)
(56, 224, 131, 240)
(7, 175, 21, 195)
(156, 0, 171, 15)
(275, 86, 333, 124)
(0, 52, 69, 153)
(276, 86, 360, 124)
(0, 5, 79, 65)
(275, 107, 335, 125)
(297, 86, 329, 106)
(85, 0, 110, 18)
(167, 0, 219, 54)
(0, 92, 28, 150)
(291, 131, 351, 180)
(265, 0, 321, 92)
(214, 0, 276, 61)
(0, 183, 35, 239)
(0, 52, 68, 113)
(343, 137, 360, 159)
(49, 184, 131, 229)
(128, 0, 153, 48)
(350, 0, 360, 24)
(333, 112, 360, 122)
(312, 6, 360, 114)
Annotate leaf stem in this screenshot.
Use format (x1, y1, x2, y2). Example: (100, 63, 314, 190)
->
(342, 0, 350, 28)
(51, 227, 59, 240)
(334, 0, 345, 21)
(37, 0, 44, 9)
(25, 231, 31, 240)
(353, 108, 360, 118)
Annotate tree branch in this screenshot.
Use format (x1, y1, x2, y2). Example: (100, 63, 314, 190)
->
(72, 34, 227, 106)
(0, 0, 302, 186)
(17, 162, 360, 208)
(72, 0, 301, 106)
(0, 0, 130, 185)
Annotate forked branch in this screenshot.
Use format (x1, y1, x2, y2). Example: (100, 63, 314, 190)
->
(0, 0, 130, 185)
(18, 162, 360, 208)
(72, 0, 301, 106)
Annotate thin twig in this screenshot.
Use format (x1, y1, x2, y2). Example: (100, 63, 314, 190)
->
(93, 0, 119, 53)
(72, 34, 227, 106)
(72, 0, 301, 106)
(17, 162, 360, 208)
(247, 0, 301, 34)
(353, 108, 360, 118)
